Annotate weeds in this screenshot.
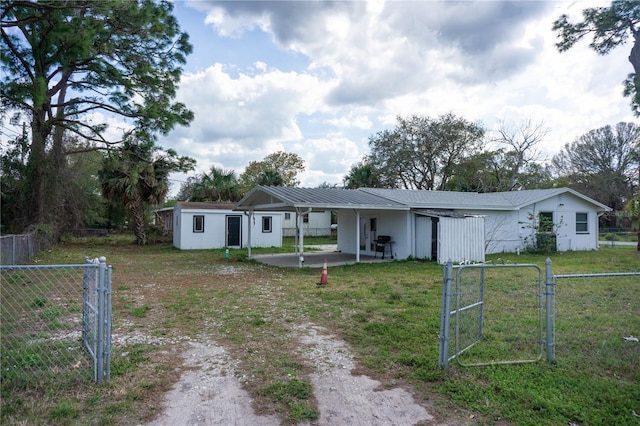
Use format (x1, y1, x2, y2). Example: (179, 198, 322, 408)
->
(1, 239, 638, 425)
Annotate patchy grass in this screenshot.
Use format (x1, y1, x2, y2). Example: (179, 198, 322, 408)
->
(1, 238, 638, 425)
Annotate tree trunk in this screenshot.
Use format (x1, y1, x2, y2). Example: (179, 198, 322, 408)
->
(131, 193, 147, 245)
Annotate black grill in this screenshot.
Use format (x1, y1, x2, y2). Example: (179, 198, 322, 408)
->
(374, 235, 393, 259)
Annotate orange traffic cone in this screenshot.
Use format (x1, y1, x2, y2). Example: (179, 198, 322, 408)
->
(317, 259, 328, 285)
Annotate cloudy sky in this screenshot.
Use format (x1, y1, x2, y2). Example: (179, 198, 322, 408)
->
(160, 0, 637, 194)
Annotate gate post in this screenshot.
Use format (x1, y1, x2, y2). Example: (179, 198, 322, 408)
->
(438, 259, 453, 369)
(96, 257, 106, 382)
(545, 258, 556, 364)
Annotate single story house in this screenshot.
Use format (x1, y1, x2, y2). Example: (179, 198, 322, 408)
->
(234, 186, 611, 264)
(282, 210, 332, 237)
(173, 202, 282, 250)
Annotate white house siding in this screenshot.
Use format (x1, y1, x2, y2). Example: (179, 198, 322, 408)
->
(436, 216, 485, 264)
(414, 216, 432, 259)
(515, 193, 601, 252)
(282, 211, 332, 237)
(455, 193, 599, 254)
(336, 210, 410, 258)
(473, 210, 521, 254)
(173, 207, 282, 250)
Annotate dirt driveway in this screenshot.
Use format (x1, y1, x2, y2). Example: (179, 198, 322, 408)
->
(105, 246, 474, 426)
(147, 323, 440, 426)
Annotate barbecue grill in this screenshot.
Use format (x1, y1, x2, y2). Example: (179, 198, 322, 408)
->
(374, 235, 393, 259)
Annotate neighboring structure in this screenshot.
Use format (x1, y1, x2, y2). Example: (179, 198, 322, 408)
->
(282, 210, 332, 237)
(153, 206, 174, 233)
(173, 202, 282, 250)
(235, 186, 610, 264)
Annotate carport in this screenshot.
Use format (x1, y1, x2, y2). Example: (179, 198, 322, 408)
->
(234, 186, 406, 268)
(251, 250, 387, 268)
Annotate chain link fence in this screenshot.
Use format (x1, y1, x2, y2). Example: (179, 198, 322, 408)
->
(1, 257, 111, 383)
(0, 233, 46, 265)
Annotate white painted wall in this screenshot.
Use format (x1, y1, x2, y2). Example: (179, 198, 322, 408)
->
(436, 216, 485, 264)
(282, 211, 332, 237)
(173, 207, 282, 250)
(337, 210, 485, 263)
(463, 193, 602, 254)
(335, 193, 602, 260)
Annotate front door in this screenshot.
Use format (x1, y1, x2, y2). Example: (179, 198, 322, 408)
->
(226, 215, 242, 247)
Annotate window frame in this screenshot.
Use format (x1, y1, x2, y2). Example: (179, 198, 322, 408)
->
(262, 216, 272, 233)
(575, 212, 589, 234)
(193, 215, 205, 233)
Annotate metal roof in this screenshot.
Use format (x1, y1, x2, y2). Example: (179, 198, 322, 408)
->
(177, 201, 237, 210)
(234, 186, 611, 212)
(360, 187, 611, 211)
(235, 185, 406, 211)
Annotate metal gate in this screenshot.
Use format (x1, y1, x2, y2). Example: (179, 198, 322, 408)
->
(439, 260, 552, 368)
(83, 257, 112, 382)
(0, 257, 111, 382)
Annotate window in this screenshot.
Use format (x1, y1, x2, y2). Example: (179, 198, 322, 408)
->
(284, 212, 291, 220)
(262, 216, 272, 233)
(576, 212, 588, 233)
(303, 214, 309, 223)
(538, 212, 554, 232)
(193, 215, 204, 233)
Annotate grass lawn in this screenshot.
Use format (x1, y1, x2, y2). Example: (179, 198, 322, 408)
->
(1, 235, 638, 425)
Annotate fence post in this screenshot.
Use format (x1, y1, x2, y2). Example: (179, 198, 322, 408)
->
(545, 258, 556, 364)
(105, 261, 112, 381)
(82, 258, 90, 351)
(96, 257, 106, 382)
(438, 259, 453, 369)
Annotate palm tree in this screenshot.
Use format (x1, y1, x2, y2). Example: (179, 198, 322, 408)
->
(100, 136, 194, 244)
(195, 167, 242, 202)
(257, 169, 284, 186)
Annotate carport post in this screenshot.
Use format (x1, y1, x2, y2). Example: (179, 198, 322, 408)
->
(244, 209, 253, 259)
(355, 209, 360, 263)
(297, 208, 312, 268)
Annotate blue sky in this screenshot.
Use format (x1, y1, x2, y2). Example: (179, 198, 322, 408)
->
(157, 0, 637, 194)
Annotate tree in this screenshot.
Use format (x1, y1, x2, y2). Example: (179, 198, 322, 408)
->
(256, 169, 284, 187)
(178, 166, 242, 202)
(626, 191, 640, 250)
(553, 1, 640, 116)
(239, 151, 305, 191)
(446, 120, 552, 193)
(1, 122, 108, 232)
(367, 113, 484, 190)
(1, 0, 193, 231)
(343, 160, 382, 189)
(492, 120, 548, 191)
(551, 122, 640, 214)
(99, 134, 195, 244)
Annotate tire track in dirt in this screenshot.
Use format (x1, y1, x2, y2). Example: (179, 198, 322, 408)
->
(146, 324, 440, 426)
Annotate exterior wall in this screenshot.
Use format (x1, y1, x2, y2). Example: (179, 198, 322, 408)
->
(156, 210, 174, 232)
(336, 210, 410, 258)
(467, 193, 601, 254)
(282, 211, 332, 237)
(469, 210, 520, 254)
(515, 193, 600, 252)
(173, 207, 282, 250)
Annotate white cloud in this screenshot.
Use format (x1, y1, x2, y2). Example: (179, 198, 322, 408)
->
(162, 0, 636, 195)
